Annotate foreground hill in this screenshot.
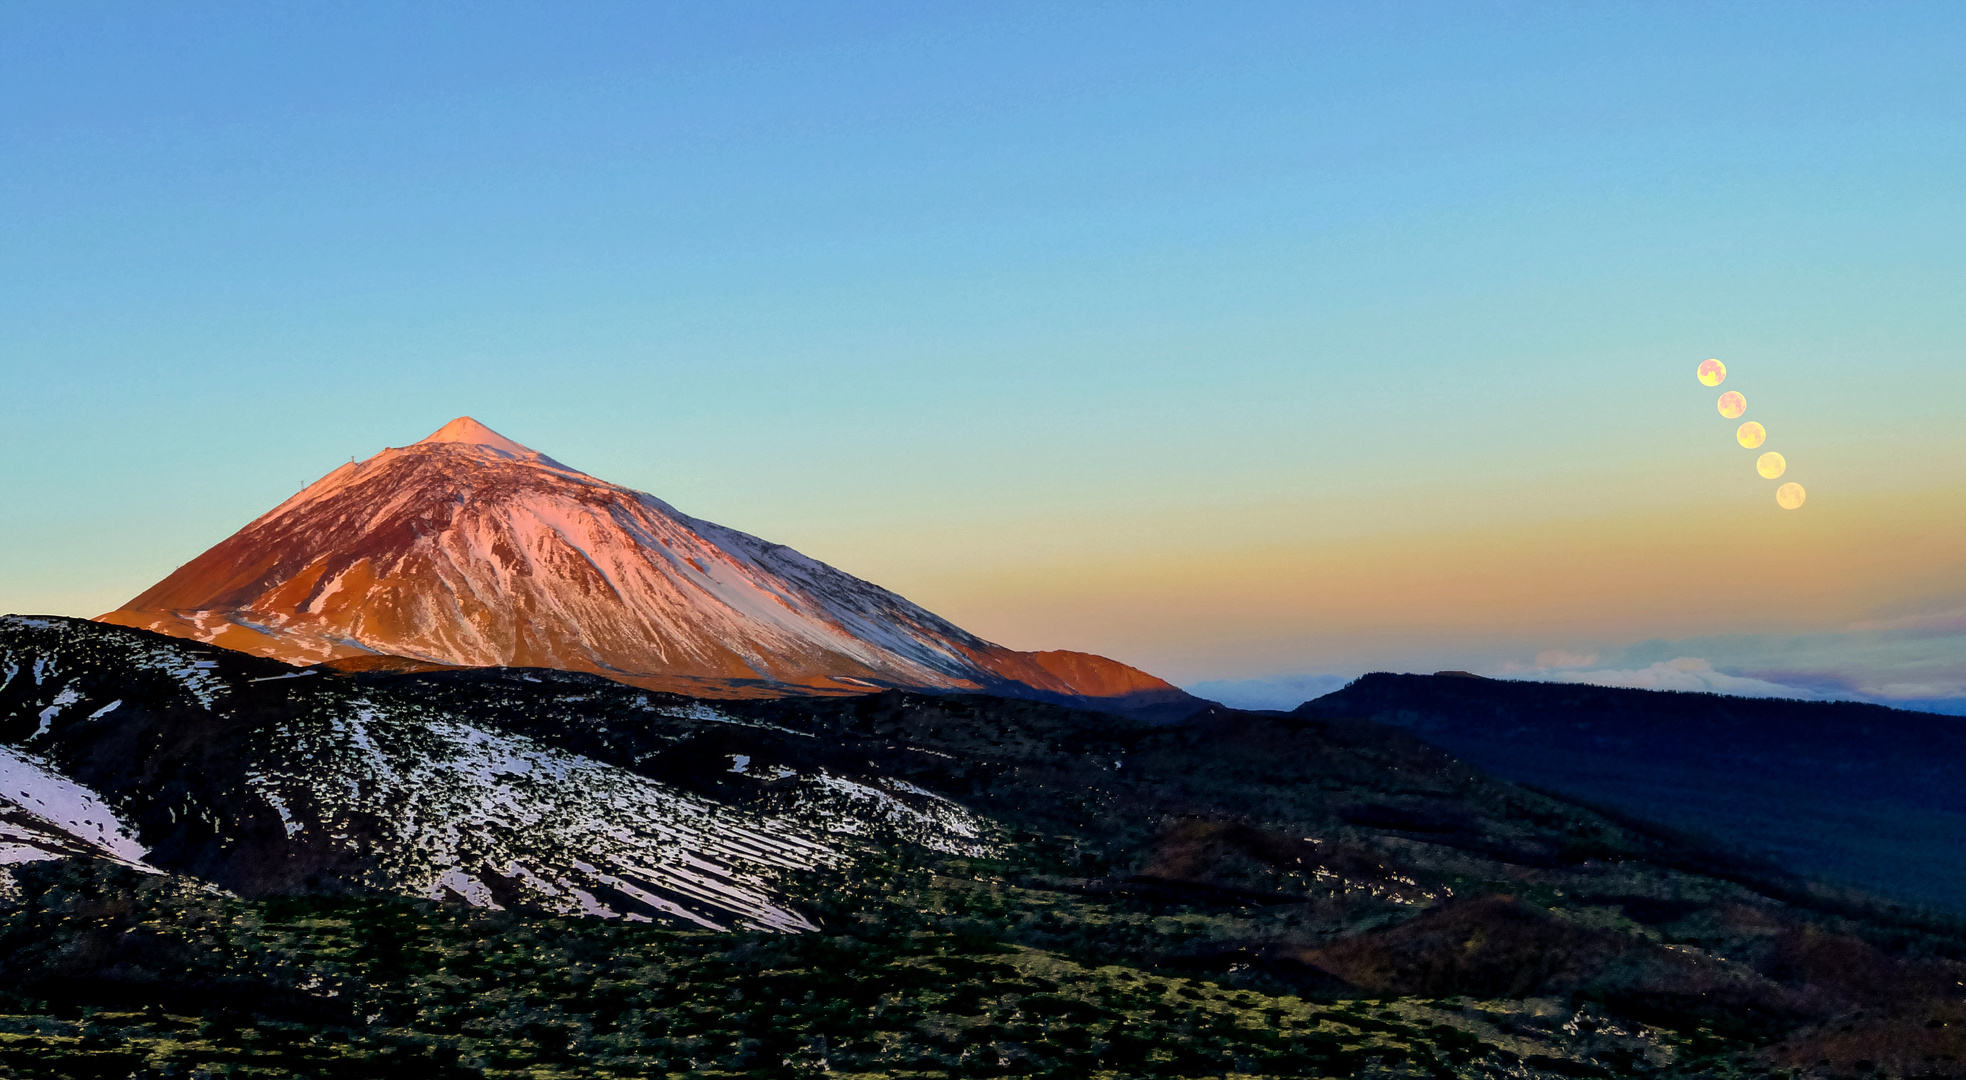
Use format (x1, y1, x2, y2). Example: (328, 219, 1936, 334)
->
(1299, 673, 1966, 914)
(4, 615, 1966, 1077)
(98, 417, 1198, 719)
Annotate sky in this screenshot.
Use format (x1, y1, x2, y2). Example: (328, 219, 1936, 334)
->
(3, 2, 1963, 712)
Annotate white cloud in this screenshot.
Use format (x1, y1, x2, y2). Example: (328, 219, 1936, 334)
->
(1494, 601, 1966, 711)
(1185, 673, 1353, 711)
(1528, 657, 1828, 700)
(1872, 681, 1966, 700)
(1846, 606, 1966, 635)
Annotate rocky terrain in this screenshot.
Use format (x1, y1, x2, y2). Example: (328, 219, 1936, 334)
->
(99, 418, 1196, 719)
(4, 615, 1964, 1077)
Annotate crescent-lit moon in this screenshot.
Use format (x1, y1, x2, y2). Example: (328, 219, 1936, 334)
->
(1717, 391, 1746, 419)
(1757, 451, 1786, 478)
(1737, 422, 1766, 449)
(1776, 482, 1806, 509)
(1697, 359, 1726, 387)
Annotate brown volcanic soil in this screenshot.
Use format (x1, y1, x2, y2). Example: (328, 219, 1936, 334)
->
(99, 418, 1197, 716)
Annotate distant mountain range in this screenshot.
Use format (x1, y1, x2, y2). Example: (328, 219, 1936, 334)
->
(98, 418, 1197, 719)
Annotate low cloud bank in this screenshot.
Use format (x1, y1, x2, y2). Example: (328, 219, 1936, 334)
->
(1186, 602, 1966, 716)
(1499, 606, 1966, 714)
(1510, 657, 1829, 700)
(1186, 673, 1353, 712)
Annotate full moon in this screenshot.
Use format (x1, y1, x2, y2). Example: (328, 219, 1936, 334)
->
(1776, 482, 1806, 509)
(1757, 451, 1786, 478)
(1717, 391, 1746, 418)
(1697, 359, 1726, 386)
(1737, 422, 1766, 449)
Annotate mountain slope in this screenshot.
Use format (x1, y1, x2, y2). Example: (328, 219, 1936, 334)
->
(98, 417, 1197, 717)
(9, 616, 1966, 1077)
(1298, 672, 1966, 913)
(0, 615, 994, 929)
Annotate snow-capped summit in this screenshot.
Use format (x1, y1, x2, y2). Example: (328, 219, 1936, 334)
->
(99, 419, 1196, 715)
(414, 416, 542, 458)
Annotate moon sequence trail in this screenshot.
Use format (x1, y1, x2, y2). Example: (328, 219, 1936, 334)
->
(1697, 359, 1804, 510)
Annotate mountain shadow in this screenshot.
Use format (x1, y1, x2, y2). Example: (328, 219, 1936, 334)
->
(1299, 672, 1966, 914)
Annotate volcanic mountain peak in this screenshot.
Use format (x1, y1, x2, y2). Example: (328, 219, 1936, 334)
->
(100, 421, 1201, 717)
(414, 416, 540, 458)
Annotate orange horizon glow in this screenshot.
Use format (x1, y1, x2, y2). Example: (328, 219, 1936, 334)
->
(869, 483, 1966, 680)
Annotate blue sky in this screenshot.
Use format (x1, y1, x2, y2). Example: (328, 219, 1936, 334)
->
(4, 2, 1962, 709)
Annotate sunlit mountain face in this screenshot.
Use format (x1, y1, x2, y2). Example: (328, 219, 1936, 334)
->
(98, 418, 1197, 718)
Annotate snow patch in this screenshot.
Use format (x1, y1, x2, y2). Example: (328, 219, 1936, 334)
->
(0, 745, 154, 868)
(167, 659, 225, 707)
(431, 867, 504, 909)
(774, 770, 996, 858)
(33, 687, 81, 739)
(254, 784, 303, 838)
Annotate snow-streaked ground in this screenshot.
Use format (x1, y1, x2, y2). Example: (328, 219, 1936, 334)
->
(244, 697, 994, 931)
(0, 614, 1002, 930)
(0, 742, 156, 871)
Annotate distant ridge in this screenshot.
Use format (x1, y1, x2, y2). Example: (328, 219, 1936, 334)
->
(1299, 672, 1966, 912)
(100, 418, 1201, 718)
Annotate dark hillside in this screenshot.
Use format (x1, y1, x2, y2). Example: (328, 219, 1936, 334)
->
(1299, 673, 1966, 913)
(8, 617, 1966, 1077)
